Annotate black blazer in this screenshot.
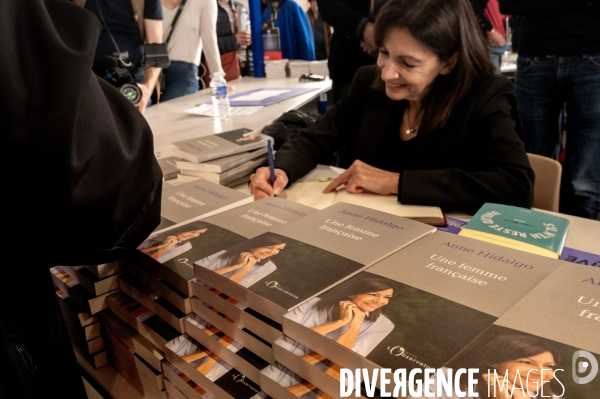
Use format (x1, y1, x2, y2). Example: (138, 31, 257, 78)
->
(274, 66, 534, 213)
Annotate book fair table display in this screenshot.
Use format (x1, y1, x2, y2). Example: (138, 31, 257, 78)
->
(54, 173, 599, 398)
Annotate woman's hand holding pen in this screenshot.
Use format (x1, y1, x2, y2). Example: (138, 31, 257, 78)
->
(249, 166, 288, 199)
(324, 160, 400, 196)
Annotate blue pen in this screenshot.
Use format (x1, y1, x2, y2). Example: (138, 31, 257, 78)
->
(267, 140, 276, 186)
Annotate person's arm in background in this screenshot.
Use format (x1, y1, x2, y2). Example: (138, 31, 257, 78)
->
(469, 0, 505, 46)
(137, 18, 163, 113)
(292, 1, 315, 60)
(201, 0, 225, 76)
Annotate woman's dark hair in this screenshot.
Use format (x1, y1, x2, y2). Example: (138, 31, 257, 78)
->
(228, 234, 289, 266)
(153, 221, 210, 244)
(373, 0, 495, 132)
(457, 334, 561, 397)
(315, 276, 398, 323)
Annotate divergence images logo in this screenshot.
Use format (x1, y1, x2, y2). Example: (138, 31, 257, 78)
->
(572, 350, 598, 385)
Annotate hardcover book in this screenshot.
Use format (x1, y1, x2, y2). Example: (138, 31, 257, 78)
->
(427, 263, 600, 398)
(176, 147, 268, 174)
(155, 178, 252, 232)
(284, 182, 446, 226)
(164, 334, 269, 399)
(459, 203, 570, 258)
(135, 197, 315, 297)
(194, 202, 436, 324)
(171, 128, 272, 163)
(279, 231, 566, 396)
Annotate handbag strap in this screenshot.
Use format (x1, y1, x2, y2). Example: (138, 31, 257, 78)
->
(165, 0, 188, 44)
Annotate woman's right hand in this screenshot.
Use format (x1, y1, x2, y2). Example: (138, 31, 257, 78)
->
(338, 301, 356, 324)
(249, 166, 288, 199)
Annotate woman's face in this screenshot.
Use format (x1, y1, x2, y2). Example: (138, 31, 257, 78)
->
(493, 351, 556, 390)
(376, 27, 456, 103)
(176, 228, 207, 241)
(250, 243, 286, 259)
(349, 289, 394, 313)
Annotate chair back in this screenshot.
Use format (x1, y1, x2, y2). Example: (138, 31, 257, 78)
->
(527, 153, 562, 212)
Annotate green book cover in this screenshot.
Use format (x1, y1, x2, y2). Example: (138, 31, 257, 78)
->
(459, 203, 569, 258)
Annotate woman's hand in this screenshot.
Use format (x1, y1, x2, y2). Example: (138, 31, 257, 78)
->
(348, 306, 366, 329)
(487, 30, 506, 46)
(338, 301, 356, 324)
(324, 160, 400, 195)
(236, 30, 251, 46)
(249, 166, 289, 199)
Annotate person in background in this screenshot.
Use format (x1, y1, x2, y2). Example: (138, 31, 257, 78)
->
(160, 0, 223, 101)
(307, 0, 332, 61)
(483, 0, 508, 74)
(79, 0, 164, 114)
(250, 0, 533, 214)
(318, 0, 384, 102)
(212, 0, 251, 82)
(235, 1, 253, 76)
(500, 0, 600, 220)
(0, 1, 163, 398)
(262, 0, 315, 61)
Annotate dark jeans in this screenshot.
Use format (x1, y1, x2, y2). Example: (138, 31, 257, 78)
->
(515, 55, 600, 220)
(161, 61, 200, 102)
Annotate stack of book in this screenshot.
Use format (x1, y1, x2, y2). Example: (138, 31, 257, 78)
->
(265, 59, 289, 78)
(263, 231, 593, 398)
(172, 128, 272, 188)
(308, 60, 329, 77)
(51, 267, 108, 369)
(287, 60, 311, 78)
(98, 179, 252, 397)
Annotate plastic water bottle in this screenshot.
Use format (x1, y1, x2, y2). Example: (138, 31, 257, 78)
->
(210, 72, 230, 119)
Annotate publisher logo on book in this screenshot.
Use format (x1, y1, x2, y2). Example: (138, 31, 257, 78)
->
(265, 281, 298, 299)
(572, 350, 598, 384)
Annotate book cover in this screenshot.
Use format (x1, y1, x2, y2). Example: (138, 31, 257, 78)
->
(431, 263, 600, 399)
(135, 197, 315, 297)
(459, 203, 570, 258)
(164, 334, 269, 399)
(260, 363, 338, 399)
(158, 156, 183, 180)
(280, 231, 566, 393)
(284, 182, 446, 226)
(176, 147, 268, 174)
(194, 202, 436, 324)
(179, 154, 268, 183)
(171, 128, 272, 163)
(154, 178, 252, 232)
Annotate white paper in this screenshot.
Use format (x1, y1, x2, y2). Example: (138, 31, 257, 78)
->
(233, 89, 291, 102)
(185, 103, 263, 117)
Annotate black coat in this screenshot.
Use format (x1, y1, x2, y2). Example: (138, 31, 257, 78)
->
(0, 1, 162, 397)
(274, 66, 534, 213)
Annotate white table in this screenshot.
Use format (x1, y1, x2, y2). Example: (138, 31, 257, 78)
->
(144, 76, 332, 158)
